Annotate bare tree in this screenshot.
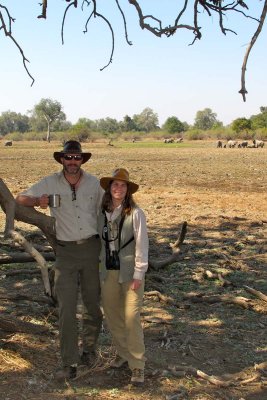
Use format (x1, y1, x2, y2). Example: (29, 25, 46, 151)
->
(1, 1, 266, 100)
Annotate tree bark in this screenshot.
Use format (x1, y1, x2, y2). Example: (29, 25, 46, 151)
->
(0, 178, 57, 251)
(0, 252, 55, 264)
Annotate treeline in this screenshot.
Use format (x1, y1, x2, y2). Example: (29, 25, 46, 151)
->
(0, 99, 267, 142)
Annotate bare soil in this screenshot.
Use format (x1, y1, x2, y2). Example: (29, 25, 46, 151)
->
(0, 141, 267, 400)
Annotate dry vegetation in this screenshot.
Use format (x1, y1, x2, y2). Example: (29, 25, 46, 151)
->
(0, 140, 267, 400)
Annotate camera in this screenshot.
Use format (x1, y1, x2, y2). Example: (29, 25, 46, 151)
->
(106, 250, 120, 270)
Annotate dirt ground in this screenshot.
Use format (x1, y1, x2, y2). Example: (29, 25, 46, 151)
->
(0, 141, 267, 400)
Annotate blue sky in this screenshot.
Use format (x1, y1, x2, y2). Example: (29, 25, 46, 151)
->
(0, 1, 266, 126)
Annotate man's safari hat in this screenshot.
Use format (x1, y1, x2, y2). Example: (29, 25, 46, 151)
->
(53, 140, 91, 164)
(100, 168, 139, 194)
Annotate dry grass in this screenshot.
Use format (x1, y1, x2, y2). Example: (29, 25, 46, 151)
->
(0, 140, 267, 400)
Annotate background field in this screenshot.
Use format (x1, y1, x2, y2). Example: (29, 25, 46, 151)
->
(0, 141, 267, 400)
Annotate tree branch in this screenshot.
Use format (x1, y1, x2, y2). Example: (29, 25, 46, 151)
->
(0, 5, 34, 85)
(149, 222, 187, 270)
(239, 0, 267, 101)
(0, 0, 265, 97)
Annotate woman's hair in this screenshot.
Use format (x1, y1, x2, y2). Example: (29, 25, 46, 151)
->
(101, 181, 137, 216)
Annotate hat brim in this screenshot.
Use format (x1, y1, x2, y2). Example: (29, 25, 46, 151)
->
(53, 152, 91, 164)
(100, 177, 139, 194)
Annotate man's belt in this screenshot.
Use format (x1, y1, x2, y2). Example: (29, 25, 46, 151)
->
(57, 235, 99, 246)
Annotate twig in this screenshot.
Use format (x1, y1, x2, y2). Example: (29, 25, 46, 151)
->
(244, 285, 267, 302)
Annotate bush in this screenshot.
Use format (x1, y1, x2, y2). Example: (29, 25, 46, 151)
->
(222, 129, 238, 141)
(23, 131, 46, 141)
(253, 128, 267, 140)
(184, 129, 206, 140)
(4, 132, 23, 141)
(120, 131, 142, 141)
(238, 130, 254, 140)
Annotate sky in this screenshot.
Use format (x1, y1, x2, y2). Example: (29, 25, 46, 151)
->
(0, 1, 267, 127)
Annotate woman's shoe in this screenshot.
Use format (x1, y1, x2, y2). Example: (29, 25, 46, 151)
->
(130, 368, 144, 385)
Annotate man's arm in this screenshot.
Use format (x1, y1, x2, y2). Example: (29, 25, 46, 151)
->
(16, 194, 49, 209)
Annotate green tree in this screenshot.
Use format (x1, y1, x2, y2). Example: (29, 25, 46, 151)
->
(132, 108, 159, 132)
(194, 108, 220, 130)
(96, 117, 120, 133)
(232, 117, 252, 133)
(163, 116, 184, 134)
(76, 118, 97, 131)
(121, 115, 137, 132)
(250, 107, 267, 130)
(69, 118, 97, 141)
(31, 98, 66, 142)
(0, 111, 30, 135)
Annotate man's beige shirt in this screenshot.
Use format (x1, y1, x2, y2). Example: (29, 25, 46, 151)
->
(22, 170, 103, 241)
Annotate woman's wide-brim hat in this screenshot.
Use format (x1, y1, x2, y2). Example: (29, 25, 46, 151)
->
(53, 140, 92, 164)
(100, 168, 139, 194)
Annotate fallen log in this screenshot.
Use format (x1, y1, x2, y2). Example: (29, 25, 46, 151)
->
(0, 314, 51, 334)
(145, 290, 177, 306)
(244, 285, 267, 302)
(0, 252, 55, 264)
(2, 268, 41, 276)
(0, 292, 55, 305)
(168, 365, 232, 387)
(149, 221, 187, 270)
(184, 293, 252, 309)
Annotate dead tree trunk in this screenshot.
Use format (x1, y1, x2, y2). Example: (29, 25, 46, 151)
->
(0, 178, 57, 296)
(0, 178, 57, 251)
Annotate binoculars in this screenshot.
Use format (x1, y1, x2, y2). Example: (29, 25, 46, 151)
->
(106, 250, 120, 270)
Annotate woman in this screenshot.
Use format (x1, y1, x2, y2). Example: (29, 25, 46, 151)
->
(98, 168, 148, 385)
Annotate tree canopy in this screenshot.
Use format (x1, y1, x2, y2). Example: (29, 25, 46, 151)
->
(32, 98, 66, 142)
(194, 108, 221, 131)
(0, 1, 267, 101)
(163, 116, 185, 134)
(231, 117, 252, 133)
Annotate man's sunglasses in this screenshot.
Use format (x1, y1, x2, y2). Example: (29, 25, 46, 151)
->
(63, 154, 83, 161)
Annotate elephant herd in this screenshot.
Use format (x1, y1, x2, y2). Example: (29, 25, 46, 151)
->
(217, 139, 265, 149)
(163, 138, 183, 143)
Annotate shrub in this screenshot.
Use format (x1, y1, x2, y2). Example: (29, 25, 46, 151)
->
(184, 129, 206, 140)
(4, 132, 23, 141)
(254, 128, 267, 140)
(23, 131, 46, 141)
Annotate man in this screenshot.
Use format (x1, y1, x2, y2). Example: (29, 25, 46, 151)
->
(16, 140, 103, 380)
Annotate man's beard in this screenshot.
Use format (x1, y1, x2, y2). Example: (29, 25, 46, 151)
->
(63, 164, 81, 175)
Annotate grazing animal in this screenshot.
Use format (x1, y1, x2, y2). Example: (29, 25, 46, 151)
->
(4, 140, 12, 146)
(228, 140, 238, 148)
(164, 138, 174, 143)
(240, 141, 248, 148)
(253, 139, 265, 148)
(216, 140, 223, 148)
(175, 138, 183, 143)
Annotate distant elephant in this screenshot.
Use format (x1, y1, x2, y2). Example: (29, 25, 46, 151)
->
(227, 140, 238, 148)
(253, 139, 264, 148)
(164, 138, 174, 143)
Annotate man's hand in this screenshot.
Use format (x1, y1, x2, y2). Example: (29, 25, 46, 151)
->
(38, 194, 49, 209)
(130, 279, 142, 291)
